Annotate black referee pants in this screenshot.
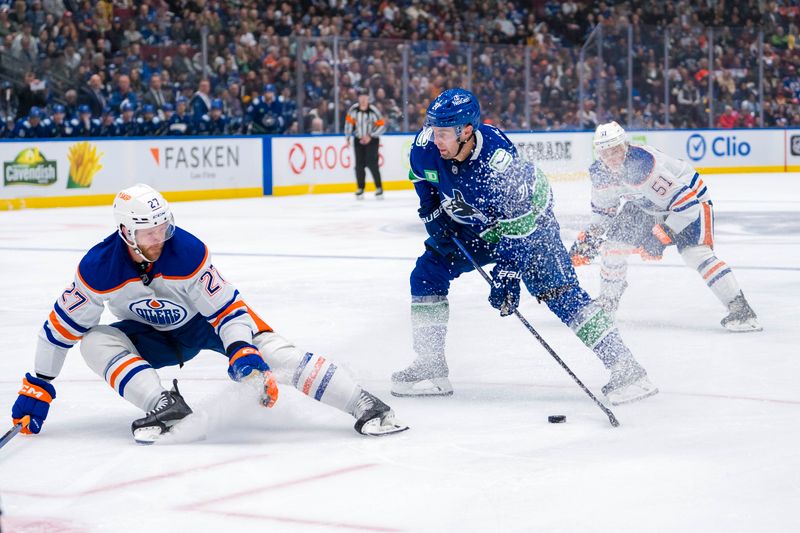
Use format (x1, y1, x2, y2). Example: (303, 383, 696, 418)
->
(353, 137, 382, 190)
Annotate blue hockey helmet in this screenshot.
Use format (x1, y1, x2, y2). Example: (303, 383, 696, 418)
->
(142, 104, 155, 114)
(162, 102, 174, 112)
(263, 83, 276, 94)
(121, 102, 135, 113)
(175, 95, 187, 104)
(29, 106, 42, 119)
(78, 104, 91, 114)
(210, 98, 223, 110)
(53, 104, 66, 114)
(425, 88, 481, 131)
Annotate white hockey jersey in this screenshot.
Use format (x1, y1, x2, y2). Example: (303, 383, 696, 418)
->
(36, 227, 271, 378)
(588, 144, 710, 235)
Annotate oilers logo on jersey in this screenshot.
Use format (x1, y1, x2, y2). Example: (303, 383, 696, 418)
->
(129, 299, 188, 326)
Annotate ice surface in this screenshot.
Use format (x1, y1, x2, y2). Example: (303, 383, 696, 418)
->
(0, 174, 797, 532)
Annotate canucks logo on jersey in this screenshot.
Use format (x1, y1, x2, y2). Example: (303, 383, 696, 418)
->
(442, 189, 489, 224)
(129, 299, 187, 326)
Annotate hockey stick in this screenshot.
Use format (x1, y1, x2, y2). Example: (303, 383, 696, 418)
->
(0, 416, 30, 450)
(451, 237, 620, 427)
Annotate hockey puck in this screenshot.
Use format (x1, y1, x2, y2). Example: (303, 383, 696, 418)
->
(548, 415, 566, 424)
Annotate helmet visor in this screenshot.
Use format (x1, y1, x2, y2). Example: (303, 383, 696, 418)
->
(134, 214, 175, 247)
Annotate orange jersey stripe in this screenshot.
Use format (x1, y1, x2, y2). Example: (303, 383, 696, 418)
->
(211, 300, 247, 328)
(109, 356, 144, 389)
(345, 115, 357, 125)
(703, 262, 726, 280)
(245, 305, 273, 333)
(302, 356, 326, 395)
(702, 203, 714, 246)
(671, 189, 696, 208)
(48, 311, 82, 341)
(374, 119, 385, 127)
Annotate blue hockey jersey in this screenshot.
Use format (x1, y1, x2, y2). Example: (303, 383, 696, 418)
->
(409, 124, 554, 266)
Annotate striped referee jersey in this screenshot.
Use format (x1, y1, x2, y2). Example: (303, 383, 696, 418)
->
(344, 103, 386, 138)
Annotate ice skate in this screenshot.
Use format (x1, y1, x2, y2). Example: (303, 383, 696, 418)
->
(353, 391, 408, 436)
(375, 187, 384, 200)
(355, 188, 365, 200)
(602, 360, 658, 405)
(131, 379, 193, 444)
(391, 356, 453, 397)
(721, 294, 762, 332)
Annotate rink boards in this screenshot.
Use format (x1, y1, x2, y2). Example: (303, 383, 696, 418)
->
(1, 128, 799, 209)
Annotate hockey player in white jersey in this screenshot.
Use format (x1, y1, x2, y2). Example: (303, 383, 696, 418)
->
(569, 122, 761, 332)
(10, 184, 407, 443)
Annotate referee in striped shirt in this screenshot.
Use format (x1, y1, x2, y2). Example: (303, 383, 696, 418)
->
(345, 88, 386, 199)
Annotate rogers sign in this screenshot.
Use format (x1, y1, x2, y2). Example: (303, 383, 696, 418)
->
(286, 140, 384, 175)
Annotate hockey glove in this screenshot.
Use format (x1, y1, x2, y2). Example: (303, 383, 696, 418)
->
(12, 373, 56, 435)
(421, 205, 458, 255)
(569, 229, 605, 266)
(227, 342, 279, 408)
(489, 263, 523, 317)
(639, 224, 676, 261)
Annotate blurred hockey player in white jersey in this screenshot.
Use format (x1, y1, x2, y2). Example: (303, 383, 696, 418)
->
(570, 121, 761, 332)
(10, 184, 407, 443)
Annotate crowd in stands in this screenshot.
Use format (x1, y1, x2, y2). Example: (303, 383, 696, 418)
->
(0, 0, 798, 139)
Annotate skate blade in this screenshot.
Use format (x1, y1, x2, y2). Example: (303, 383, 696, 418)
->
(133, 426, 165, 445)
(359, 416, 410, 436)
(607, 381, 659, 406)
(390, 378, 453, 397)
(723, 320, 763, 333)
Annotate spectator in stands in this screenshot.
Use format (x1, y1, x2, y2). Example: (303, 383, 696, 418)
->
(717, 104, 739, 128)
(63, 88, 79, 118)
(109, 74, 138, 113)
(142, 73, 171, 110)
(190, 78, 211, 121)
(78, 74, 107, 118)
(15, 71, 47, 120)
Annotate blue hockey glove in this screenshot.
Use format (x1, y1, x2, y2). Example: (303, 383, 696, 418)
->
(640, 224, 675, 261)
(227, 341, 269, 381)
(12, 373, 56, 435)
(489, 263, 523, 316)
(421, 205, 458, 254)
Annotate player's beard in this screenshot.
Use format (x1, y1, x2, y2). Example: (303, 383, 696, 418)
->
(137, 241, 165, 262)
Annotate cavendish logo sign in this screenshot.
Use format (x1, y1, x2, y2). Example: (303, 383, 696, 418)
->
(3, 148, 57, 186)
(129, 298, 187, 326)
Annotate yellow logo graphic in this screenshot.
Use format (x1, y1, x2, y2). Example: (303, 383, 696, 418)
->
(67, 142, 104, 189)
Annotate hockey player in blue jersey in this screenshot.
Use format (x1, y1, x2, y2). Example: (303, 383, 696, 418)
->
(245, 84, 284, 134)
(165, 96, 193, 136)
(391, 88, 657, 406)
(10, 184, 407, 443)
(46, 104, 71, 137)
(113, 102, 137, 136)
(196, 98, 229, 135)
(135, 104, 162, 136)
(12, 107, 51, 138)
(70, 105, 101, 137)
(569, 121, 761, 332)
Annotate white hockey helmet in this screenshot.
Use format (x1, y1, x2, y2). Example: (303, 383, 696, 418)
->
(593, 121, 627, 151)
(113, 184, 175, 259)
